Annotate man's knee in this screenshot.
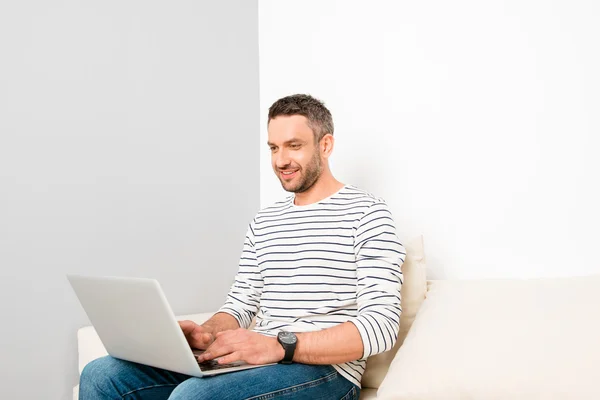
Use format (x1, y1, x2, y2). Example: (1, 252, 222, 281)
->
(168, 377, 212, 400)
(79, 356, 120, 397)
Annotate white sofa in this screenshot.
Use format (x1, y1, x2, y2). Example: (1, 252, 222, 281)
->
(73, 238, 600, 399)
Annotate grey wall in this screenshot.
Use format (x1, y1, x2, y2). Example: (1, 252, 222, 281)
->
(0, 1, 259, 398)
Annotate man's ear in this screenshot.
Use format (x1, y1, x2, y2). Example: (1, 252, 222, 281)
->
(320, 134, 334, 158)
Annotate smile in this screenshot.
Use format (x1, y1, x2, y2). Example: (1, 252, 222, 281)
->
(280, 170, 298, 180)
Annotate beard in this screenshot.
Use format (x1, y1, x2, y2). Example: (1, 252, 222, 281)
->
(278, 149, 322, 193)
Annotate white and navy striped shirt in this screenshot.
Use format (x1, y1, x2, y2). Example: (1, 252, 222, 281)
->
(219, 185, 405, 387)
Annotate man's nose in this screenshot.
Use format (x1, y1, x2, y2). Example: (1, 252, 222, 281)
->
(275, 149, 291, 169)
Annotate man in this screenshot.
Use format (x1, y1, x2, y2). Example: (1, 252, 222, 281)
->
(80, 94, 405, 399)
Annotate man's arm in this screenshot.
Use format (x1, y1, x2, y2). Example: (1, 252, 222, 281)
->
(293, 322, 363, 364)
(217, 220, 263, 328)
(293, 202, 404, 364)
(199, 201, 404, 365)
(349, 201, 405, 358)
(197, 321, 363, 365)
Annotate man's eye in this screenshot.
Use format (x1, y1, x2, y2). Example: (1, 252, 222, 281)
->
(289, 144, 301, 149)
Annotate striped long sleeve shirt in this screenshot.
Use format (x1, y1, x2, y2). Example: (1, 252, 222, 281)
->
(218, 185, 405, 387)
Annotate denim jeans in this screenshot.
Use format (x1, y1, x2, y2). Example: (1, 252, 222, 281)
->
(79, 356, 360, 400)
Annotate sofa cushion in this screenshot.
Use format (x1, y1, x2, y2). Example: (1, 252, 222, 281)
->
(377, 275, 600, 399)
(361, 235, 428, 389)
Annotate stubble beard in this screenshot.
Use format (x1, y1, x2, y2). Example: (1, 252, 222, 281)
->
(279, 150, 322, 194)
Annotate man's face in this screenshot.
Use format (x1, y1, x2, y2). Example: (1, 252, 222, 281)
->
(267, 115, 322, 193)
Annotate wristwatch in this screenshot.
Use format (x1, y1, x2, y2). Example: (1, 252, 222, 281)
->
(277, 331, 298, 364)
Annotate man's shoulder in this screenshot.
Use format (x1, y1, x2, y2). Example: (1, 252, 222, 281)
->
(254, 195, 295, 220)
(343, 185, 389, 208)
(343, 185, 382, 201)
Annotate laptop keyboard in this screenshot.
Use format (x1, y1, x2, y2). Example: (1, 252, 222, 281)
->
(197, 358, 246, 371)
(192, 350, 246, 371)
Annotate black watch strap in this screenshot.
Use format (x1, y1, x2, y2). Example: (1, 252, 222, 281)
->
(281, 343, 295, 364)
(277, 331, 297, 364)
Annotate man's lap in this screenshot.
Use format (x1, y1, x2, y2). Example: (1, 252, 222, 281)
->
(79, 356, 359, 400)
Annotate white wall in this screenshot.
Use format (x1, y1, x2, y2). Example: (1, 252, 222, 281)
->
(259, 0, 600, 279)
(0, 1, 259, 398)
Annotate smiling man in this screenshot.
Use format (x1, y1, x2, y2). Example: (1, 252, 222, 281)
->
(79, 94, 405, 400)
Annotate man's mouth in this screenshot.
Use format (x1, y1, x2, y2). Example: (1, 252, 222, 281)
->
(280, 170, 298, 180)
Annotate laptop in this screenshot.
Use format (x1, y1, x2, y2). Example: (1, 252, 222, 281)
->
(68, 275, 273, 377)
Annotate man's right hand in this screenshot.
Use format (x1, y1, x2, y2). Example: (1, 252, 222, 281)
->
(178, 320, 214, 350)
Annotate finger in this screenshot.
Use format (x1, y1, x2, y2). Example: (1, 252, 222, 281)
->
(191, 330, 212, 341)
(197, 343, 217, 362)
(198, 329, 247, 358)
(190, 332, 213, 349)
(178, 320, 194, 335)
(217, 351, 242, 364)
(196, 346, 225, 362)
(201, 341, 234, 361)
(196, 351, 211, 362)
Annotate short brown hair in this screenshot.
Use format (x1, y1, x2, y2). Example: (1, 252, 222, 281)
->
(268, 94, 334, 142)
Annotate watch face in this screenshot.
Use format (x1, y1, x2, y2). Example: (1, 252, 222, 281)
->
(279, 331, 297, 345)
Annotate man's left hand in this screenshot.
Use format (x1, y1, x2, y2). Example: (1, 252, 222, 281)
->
(196, 328, 285, 365)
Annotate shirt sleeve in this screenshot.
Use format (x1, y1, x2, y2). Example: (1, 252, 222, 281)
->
(217, 220, 263, 329)
(349, 201, 405, 358)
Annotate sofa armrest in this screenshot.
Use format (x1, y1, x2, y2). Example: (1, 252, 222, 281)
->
(77, 312, 216, 375)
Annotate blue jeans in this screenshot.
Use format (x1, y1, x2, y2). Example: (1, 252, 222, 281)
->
(79, 356, 360, 399)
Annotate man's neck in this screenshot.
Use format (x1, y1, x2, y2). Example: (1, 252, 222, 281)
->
(293, 174, 344, 206)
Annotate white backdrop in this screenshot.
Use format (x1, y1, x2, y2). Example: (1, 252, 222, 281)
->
(259, 0, 600, 279)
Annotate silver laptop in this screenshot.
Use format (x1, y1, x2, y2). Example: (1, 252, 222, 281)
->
(68, 275, 273, 376)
